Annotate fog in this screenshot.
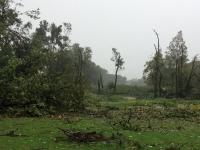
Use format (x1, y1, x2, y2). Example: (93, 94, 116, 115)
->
(22, 0, 200, 79)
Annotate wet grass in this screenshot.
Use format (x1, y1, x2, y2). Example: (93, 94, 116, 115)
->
(1, 96, 200, 150)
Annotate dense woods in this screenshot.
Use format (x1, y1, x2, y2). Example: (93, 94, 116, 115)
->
(0, 0, 127, 116)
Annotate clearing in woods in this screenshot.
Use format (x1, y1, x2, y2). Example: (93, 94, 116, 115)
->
(0, 96, 200, 150)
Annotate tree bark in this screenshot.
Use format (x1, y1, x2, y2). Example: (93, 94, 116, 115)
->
(185, 56, 197, 95)
(114, 66, 119, 92)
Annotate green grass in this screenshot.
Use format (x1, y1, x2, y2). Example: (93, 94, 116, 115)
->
(0, 117, 117, 150)
(0, 117, 200, 150)
(1, 96, 200, 150)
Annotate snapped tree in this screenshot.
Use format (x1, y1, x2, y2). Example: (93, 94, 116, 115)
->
(111, 48, 125, 92)
(143, 30, 163, 98)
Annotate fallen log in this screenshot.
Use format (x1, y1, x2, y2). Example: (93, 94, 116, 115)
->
(58, 128, 110, 143)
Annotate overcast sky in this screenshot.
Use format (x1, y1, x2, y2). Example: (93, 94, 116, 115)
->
(22, 0, 200, 79)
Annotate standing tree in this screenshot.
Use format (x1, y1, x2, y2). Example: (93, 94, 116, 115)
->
(143, 30, 163, 98)
(0, 0, 40, 109)
(99, 72, 104, 89)
(166, 31, 188, 98)
(184, 55, 199, 96)
(153, 30, 163, 97)
(111, 48, 125, 92)
(97, 72, 104, 93)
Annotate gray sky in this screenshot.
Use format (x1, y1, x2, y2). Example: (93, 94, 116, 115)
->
(22, 0, 200, 79)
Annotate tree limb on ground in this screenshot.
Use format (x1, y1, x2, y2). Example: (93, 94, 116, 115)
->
(58, 128, 110, 143)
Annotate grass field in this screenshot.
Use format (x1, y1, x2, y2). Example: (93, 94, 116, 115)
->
(1, 96, 200, 150)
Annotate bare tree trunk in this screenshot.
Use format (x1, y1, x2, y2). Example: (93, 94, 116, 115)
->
(179, 48, 184, 97)
(97, 73, 104, 93)
(153, 30, 163, 98)
(158, 71, 162, 97)
(114, 66, 119, 92)
(73, 48, 85, 111)
(100, 72, 104, 89)
(185, 56, 197, 95)
(175, 59, 179, 98)
(171, 73, 174, 95)
(97, 79, 100, 93)
(154, 72, 158, 98)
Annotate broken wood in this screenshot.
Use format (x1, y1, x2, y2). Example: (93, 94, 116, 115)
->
(58, 128, 110, 143)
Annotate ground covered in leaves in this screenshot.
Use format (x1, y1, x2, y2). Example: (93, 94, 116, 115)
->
(1, 96, 200, 150)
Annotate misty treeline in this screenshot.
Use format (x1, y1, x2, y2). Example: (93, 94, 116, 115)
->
(144, 30, 200, 99)
(0, 0, 127, 116)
